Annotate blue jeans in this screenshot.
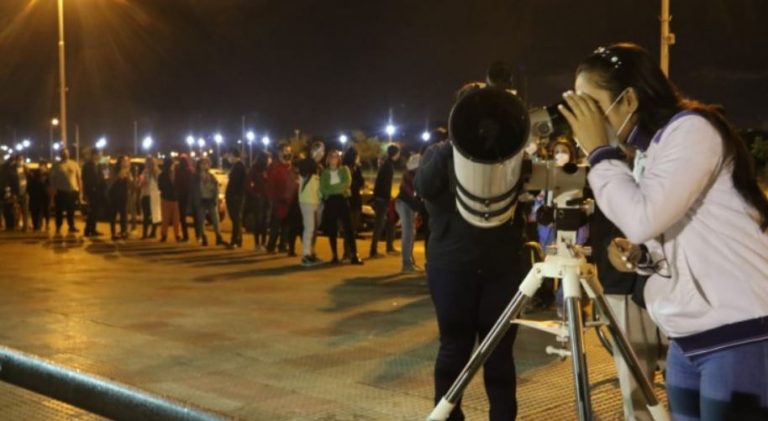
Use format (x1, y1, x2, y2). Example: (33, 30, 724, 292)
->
(666, 339, 768, 421)
(395, 199, 415, 268)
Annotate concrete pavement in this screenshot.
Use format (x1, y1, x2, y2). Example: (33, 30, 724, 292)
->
(0, 224, 666, 420)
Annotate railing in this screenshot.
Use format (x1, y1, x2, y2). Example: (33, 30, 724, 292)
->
(0, 345, 229, 421)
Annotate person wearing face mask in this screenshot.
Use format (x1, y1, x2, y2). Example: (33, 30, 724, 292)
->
(320, 150, 364, 265)
(297, 140, 325, 266)
(266, 143, 298, 254)
(561, 43, 768, 420)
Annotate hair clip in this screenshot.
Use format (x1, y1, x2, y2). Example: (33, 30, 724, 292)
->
(594, 46, 622, 70)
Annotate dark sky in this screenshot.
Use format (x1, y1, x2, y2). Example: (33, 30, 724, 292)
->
(1, 0, 767, 153)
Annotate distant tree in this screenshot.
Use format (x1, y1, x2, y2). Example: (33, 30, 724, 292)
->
(350, 130, 382, 169)
(279, 134, 311, 160)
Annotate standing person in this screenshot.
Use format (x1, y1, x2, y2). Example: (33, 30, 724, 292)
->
(127, 164, 139, 233)
(0, 156, 17, 231)
(28, 161, 52, 231)
(50, 148, 81, 235)
(139, 156, 161, 239)
(191, 157, 225, 246)
(415, 117, 527, 420)
(369, 144, 400, 258)
(82, 149, 107, 237)
(561, 43, 768, 420)
(297, 141, 325, 265)
(175, 155, 194, 243)
(107, 156, 132, 241)
(319, 150, 364, 265)
(266, 143, 297, 254)
(158, 157, 181, 242)
(341, 146, 364, 261)
(14, 155, 30, 231)
(225, 148, 247, 248)
(247, 151, 271, 251)
(395, 153, 422, 272)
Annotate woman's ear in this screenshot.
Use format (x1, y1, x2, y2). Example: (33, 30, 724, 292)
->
(625, 87, 640, 113)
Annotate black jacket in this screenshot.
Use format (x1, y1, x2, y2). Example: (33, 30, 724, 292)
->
(226, 160, 247, 198)
(373, 159, 394, 200)
(158, 171, 176, 201)
(81, 161, 106, 201)
(414, 142, 525, 274)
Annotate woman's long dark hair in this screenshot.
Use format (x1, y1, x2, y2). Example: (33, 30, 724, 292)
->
(577, 42, 768, 230)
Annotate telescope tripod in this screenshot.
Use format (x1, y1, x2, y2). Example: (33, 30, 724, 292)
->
(427, 243, 669, 421)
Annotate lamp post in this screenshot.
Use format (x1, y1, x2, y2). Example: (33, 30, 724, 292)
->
(246, 131, 256, 165)
(214, 133, 223, 168)
(49, 118, 60, 161)
(142, 136, 153, 155)
(57, 0, 69, 148)
(660, 0, 675, 76)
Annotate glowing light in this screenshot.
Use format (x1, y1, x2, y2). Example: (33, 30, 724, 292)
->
(339, 134, 348, 144)
(246, 131, 256, 143)
(22, 139, 31, 148)
(15, 143, 23, 151)
(214, 133, 223, 144)
(421, 131, 431, 142)
(186, 135, 195, 146)
(385, 124, 396, 137)
(51, 118, 60, 126)
(95, 137, 107, 149)
(261, 136, 270, 146)
(53, 143, 61, 151)
(142, 136, 153, 150)
(197, 138, 205, 148)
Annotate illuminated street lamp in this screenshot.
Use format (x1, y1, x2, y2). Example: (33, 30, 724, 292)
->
(339, 134, 348, 145)
(53, 142, 61, 151)
(186, 135, 195, 151)
(15, 143, 23, 152)
(49, 118, 60, 161)
(421, 131, 431, 142)
(261, 136, 270, 149)
(214, 133, 224, 167)
(246, 131, 256, 163)
(95, 137, 107, 150)
(22, 139, 31, 149)
(385, 123, 396, 142)
(142, 136, 153, 152)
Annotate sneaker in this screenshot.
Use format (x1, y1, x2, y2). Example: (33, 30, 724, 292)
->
(301, 255, 317, 267)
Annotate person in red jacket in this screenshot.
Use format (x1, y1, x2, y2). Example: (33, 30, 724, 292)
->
(247, 151, 271, 251)
(266, 143, 298, 253)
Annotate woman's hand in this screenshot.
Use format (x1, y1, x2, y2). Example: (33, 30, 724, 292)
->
(558, 91, 610, 155)
(607, 237, 642, 272)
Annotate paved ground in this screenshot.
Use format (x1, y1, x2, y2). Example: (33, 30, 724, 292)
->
(0, 224, 667, 420)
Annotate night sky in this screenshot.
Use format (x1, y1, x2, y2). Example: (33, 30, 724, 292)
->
(1, 0, 767, 153)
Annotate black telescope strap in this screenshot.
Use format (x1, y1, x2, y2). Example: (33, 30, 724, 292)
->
(452, 172, 522, 207)
(455, 190, 517, 221)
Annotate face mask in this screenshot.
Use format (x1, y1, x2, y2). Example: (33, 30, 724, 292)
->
(603, 89, 635, 146)
(554, 153, 570, 166)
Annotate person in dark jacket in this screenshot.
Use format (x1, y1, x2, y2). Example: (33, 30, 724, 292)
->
(158, 157, 181, 242)
(342, 146, 364, 260)
(369, 144, 400, 258)
(225, 148, 247, 248)
(81, 149, 107, 237)
(414, 105, 526, 419)
(247, 151, 271, 251)
(1, 156, 19, 230)
(395, 153, 422, 272)
(28, 161, 52, 231)
(175, 155, 194, 242)
(108, 155, 132, 240)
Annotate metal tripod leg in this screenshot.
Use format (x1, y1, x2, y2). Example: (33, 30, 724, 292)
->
(581, 273, 670, 421)
(427, 267, 543, 421)
(562, 266, 592, 421)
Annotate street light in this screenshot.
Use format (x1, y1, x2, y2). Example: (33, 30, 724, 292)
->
(421, 131, 431, 142)
(261, 136, 270, 149)
(142, 136, 153, 152)
(15, 143, 23, 152)
(56, 0, 68, 148)
(50, 118, 60, 161)
(339, 134, 348, 145)
(246, 131, 256, 164)
(53, 142, 61, 151)
(214, 133, 224, 168)
(186, 135, 195, 151)
(96, 137, 107, 150)
(22, 139, 31, 149)
(385, 123, 396, 142)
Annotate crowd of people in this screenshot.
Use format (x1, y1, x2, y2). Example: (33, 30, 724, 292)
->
(0, 139, 431, 272)
(2, 42, 767, 421)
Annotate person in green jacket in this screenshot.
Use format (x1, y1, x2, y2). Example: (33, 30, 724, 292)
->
(320, 150, 363, 265)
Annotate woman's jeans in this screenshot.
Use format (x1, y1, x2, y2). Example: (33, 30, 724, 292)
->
(395, 199, 415, 268)
(666, 339, 768, 421)
(299, 202, 320, 258)
(427, 264, 520, 421)
(196, 199, 222, 240)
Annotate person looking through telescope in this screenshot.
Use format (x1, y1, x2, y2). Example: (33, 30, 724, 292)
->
(415, 82, 527, 421)
(560, 42, 768, 420)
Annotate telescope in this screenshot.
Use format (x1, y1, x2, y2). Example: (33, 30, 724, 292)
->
(449, 80, 582, 228)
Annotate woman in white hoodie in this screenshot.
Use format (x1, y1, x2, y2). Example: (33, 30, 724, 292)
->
(561, 43, 768, 420)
